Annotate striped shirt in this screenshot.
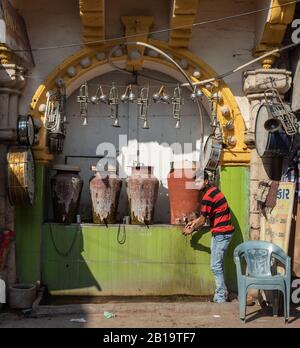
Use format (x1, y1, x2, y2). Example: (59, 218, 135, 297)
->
(200, 186, 234, 235)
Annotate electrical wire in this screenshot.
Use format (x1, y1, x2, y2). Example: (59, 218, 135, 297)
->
(22, 67, 295, 90)
(11, 0, 300, 53)
(22, 73, 180, 86)
(109, 42, 194, 88)
(181, 41, 300, 87)
(69, 113, 205, 118)
(21, 2, 300, 167)
(22, 42, 300, 90)
(49, 223, 79, 257)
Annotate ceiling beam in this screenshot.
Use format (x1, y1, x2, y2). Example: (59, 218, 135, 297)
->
(79, 0, 105, 46)
(169, 0, 199, 48)
(253, 0, 296, 68)
(121, 16, 154, 71)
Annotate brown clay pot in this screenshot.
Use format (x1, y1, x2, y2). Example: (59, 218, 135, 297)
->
(167, 162, 202, 225)
(51, 165, 83, 224)
(89, 171, 122, 224)
(126, 166, 159, 225)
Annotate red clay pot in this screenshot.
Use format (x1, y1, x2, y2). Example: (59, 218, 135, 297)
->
(167, 163, 202, 225)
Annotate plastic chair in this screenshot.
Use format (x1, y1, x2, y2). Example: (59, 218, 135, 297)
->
(234, 240, 291, 323)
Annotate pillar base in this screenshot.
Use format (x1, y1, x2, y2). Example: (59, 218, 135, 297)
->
(243, 68, 292, 241)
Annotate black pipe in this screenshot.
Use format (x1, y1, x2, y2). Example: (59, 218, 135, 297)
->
(64, 155, 104, 165)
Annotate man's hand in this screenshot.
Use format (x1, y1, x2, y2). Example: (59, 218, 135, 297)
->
(182, 221, 197, 235)
(182, 216, 205, 235)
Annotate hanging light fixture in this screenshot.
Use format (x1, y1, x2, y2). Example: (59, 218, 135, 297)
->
(152, 89, 161, 103)
(108, 83, 120, 127)
(190, 86, 203, 102)
(99, 86, 108, 103)
(90, 85, 107, 104)
(77, 82, 89, 126)
(152, 85, 171, 104)
(128, 86, 136, 102)
(137, 86, 150, 129)
(120, 87, 129, 103)
(172, 85, 184, 129)
(209, 87, 220, 130)
(90, 95, 98, 104)
(44, 90, 61, 132)
(121, 84, 136, 103)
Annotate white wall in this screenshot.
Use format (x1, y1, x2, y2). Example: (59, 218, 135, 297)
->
(52, 69, 210, 223)
(16, 0, 260, 128)
(105, 0, 259, 120)
(190, 0, 260, 128)
(105, 0, 171, 42)
(15, 0, 266, 221)
(255, 0, 272, 45)
(16, 0, 82, 114)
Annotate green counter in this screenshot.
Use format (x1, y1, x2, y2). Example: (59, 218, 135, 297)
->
(17, 166, 249, 296)
(42, 224, 228, 296)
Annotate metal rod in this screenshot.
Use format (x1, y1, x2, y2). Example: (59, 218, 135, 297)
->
(64, 155, 104, 165)
(181, 42, 299, 87)
(109, 42, 194, 90)
(108, 41, 205, 172)
(134, 42, 194, 90)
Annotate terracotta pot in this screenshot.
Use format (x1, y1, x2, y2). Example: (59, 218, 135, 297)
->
(51, 165, 83, 223)
(89, 171, 122, 224)
(167, 162, 202, 225)
(126, 166, 159, 225)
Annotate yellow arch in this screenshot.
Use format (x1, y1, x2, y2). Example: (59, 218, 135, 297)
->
(30, 39, 250, 165)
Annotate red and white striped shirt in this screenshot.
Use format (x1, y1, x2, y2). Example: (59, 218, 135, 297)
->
(200, 186, 234, 235)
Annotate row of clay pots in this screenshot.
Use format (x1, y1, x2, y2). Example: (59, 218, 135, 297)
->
(51, 163, 201, 225)
(51, 165, 160, 225)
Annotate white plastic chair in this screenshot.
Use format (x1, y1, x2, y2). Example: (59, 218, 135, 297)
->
(234, 240, 291, 323)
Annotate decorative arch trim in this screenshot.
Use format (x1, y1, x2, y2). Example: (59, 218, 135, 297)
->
(30, 39, 250, 165)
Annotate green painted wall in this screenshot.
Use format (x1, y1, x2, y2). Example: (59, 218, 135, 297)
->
(42, 224, 215, 296)
(17, 165, 249, 296)
(16, 164, 46, 283)
(220, 166, 250, 288)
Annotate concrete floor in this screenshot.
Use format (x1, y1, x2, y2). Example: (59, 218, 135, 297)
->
(0, 299, 299, 328)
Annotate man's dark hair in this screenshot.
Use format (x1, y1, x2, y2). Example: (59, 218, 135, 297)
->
(193, 171, 209, 181)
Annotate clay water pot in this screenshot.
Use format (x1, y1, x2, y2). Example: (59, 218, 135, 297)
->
(126, 166, 159, 225)
(51, 165, 83, 223)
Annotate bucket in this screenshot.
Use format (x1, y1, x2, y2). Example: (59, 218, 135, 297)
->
(8, 283, 37, 309)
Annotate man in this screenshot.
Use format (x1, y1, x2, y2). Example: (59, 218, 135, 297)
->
(183, 171, 234, 303)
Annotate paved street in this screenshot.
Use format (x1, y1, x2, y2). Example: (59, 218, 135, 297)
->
(0, 299, 299, 328)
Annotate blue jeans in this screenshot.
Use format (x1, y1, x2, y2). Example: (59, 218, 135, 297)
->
(210, 233, 233, 303)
